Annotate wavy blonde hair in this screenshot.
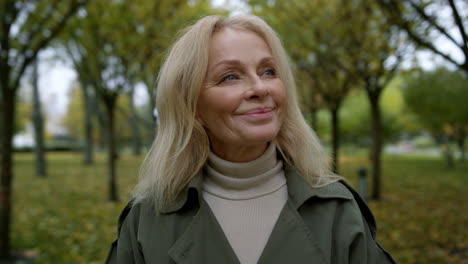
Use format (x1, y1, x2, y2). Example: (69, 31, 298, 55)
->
(134, 14, 340, 209)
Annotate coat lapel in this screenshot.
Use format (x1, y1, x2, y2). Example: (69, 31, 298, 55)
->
(257, 199, 329, 264)
(168, 200, 240, 264)
(165, 165, 352, 264)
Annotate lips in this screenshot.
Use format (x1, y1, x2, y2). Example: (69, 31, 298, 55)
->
(242, 107, 274, 115)
(238, 107, 275, 120)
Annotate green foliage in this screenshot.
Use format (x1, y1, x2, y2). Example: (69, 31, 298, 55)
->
(61, 0, 219, 98)
(315, 77, 418, 145)
(60, 84, 150, 146)
(56, 0, 222, 134)
(401, 68, 468, 135)
(11, 152, 468, 263)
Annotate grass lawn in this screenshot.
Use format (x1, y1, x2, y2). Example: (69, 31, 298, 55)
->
(11, 151, 468, 263)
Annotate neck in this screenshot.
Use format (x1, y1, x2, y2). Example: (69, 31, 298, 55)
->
(210, 142, 269, 162)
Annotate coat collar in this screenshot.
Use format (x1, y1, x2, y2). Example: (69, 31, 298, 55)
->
(284, 165, 353, 210)
(163, 164, 355, 264)
(168, 200, 241, 264)
(160, 170, 204, 214)
(160, 164, 352, 214)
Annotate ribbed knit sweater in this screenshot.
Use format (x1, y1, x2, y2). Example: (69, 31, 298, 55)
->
(202, 144, 288, 264)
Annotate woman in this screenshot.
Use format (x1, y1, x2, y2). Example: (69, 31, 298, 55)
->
(106, 14, 395, 264)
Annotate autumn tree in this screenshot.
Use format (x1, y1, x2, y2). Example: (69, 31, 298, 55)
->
(402, 67, 468, 166)
(0, 0, 86, 260)
(61, 84, 139, 148)
(294, 70, 322, 130)
(61, 37, 97, 164)
(67, 0, 130, 201)
(113, 0, 217, 129)
(337, 1, 409, 200)
(58, 0, 216, 201)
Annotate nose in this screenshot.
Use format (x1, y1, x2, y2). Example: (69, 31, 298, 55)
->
(245, 76, 269, 100)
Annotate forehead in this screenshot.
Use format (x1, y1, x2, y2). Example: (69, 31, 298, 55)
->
(208, 28, 272, 61)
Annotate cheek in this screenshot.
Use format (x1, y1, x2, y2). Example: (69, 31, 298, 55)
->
(212, 90, 242, 109)
(198, 91, 241, 124)
(273, 83, 286, 108)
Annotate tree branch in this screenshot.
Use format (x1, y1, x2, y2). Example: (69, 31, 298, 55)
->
(408, 0, 459, 46)
(447, 0, 468, 58)
(12, 0, 87, 92)
(402, 19, 463, 68)
(17, 0, 61, 58)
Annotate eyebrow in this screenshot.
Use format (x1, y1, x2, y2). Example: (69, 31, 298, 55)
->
(212, 59, 241, 69)
(211, 56, 276, 70)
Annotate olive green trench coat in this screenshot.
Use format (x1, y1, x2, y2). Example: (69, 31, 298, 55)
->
(106, 166, 395, 264)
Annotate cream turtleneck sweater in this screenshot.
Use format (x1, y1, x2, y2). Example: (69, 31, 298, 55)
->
(202, 144, 288, 264)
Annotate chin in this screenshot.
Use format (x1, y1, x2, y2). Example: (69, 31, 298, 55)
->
(243, 129, 280, 144)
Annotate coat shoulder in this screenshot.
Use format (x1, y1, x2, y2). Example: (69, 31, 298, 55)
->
(313, 180, 355, 200)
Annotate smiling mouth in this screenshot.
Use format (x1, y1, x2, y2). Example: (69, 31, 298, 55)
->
(240, 107, 275, 119)
(242, 107, 274, 115)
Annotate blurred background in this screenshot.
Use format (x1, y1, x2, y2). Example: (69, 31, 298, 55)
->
(0, 0, 467, 263)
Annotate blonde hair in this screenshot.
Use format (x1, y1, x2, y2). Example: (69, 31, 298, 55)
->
(135, 14, 340, 209)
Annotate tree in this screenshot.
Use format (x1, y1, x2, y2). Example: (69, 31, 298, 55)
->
(378, 0, 468, 74)
(0, 0, 85, 259)
(344, 1, 408, 200)
(62, 42, 96, 164)
(336, 84, 408, 146)
(59, 0, 216, 201)
(76, 0, 127, 201)
(402, 67, 468, 166)
(61, 84, 139, 149)
(31, 58, 46, 177)
(299, 58, 356, 174)
(127, 86, 142, 155)
(294, 70, 322, 130)
(119, 0, 217, 129)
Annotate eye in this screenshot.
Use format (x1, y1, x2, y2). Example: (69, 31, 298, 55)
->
(262, 69, 276, 77)
(220, 74, 238, 83)
(224, 75, 237, 81)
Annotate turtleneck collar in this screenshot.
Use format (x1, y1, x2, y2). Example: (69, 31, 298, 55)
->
(203, 143, 286, 200)
(207, 143, 277, 178)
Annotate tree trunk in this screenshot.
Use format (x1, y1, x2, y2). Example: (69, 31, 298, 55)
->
(32, 60, 46, 177)
(128, 89, 141, 156)
(457, 127, 465, 161)
(330, 107, 340, 174)
(444, 136, 455, 169)
(146, 84, 158, 137)
(0, 87, 16, 260)
(146, 83, 157, 123)
(105, 98, 119, 202)
(369, 95, 383, 200)
(92, 92, 107, 150)
(0, 91, 3, 153)
(81, 82, 94, 164)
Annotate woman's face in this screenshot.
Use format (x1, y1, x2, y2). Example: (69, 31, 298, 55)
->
(197, 28, 286, 161)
